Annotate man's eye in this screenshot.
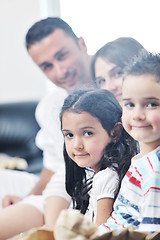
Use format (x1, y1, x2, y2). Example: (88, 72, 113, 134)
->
(84, 131, 93, 136)
(42, 63, 53, 71)
(58, 52, 68, 61)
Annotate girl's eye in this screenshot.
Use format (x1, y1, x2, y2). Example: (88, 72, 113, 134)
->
(65, 133, 73, 138)
(147, 102, 158, 108)
(84, 131, 93, 136)
(124, 102, 134, 108)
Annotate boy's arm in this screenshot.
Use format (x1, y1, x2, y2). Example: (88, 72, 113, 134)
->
(139, 171, 160, 232)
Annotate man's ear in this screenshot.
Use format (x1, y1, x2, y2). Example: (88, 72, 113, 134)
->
(110, 122, 123, 143)
(78, 37, 87, 53)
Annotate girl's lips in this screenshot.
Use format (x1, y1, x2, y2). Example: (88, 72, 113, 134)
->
(74, 153, 89, 157)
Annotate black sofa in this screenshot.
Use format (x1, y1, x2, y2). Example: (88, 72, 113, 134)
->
(0, 101, 43, 174)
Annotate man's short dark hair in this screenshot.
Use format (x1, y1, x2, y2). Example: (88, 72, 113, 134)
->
(123, 51, 160, 82)
(25, 17, 78, 50)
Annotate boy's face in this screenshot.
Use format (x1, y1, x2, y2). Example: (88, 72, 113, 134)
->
(28, 29, 92, 93)
(122, 74, 160, 150)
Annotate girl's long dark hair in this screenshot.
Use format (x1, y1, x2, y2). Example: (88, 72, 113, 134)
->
(60, 89, 138, 214)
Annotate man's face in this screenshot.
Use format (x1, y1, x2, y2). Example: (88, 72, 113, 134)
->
(28, 29, 92, 92)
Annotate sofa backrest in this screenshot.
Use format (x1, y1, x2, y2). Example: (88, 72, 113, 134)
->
(0, 101, 43, 174)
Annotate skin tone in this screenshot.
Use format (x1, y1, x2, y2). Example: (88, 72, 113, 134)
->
(94, 57, 123, 105)
(62, 111, 114, 225)
(122, 74, 160, 157)
(0, 28, 93, 238)
(29, 29, 93, 93)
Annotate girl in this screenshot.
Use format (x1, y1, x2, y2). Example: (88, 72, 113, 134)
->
(99, 51, 160, 233)
(92, 37, 145, 105)
(60, 88, 137, 225)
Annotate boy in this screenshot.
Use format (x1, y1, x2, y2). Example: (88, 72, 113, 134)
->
(99, 51, 160, 233)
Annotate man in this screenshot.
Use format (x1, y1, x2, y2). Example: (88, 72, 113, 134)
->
(0, 17, 94, 239)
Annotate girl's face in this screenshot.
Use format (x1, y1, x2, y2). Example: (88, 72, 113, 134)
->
(122, 74, 160, 154)
(62, 111, 112, 172)
(94, 57, 123, 105)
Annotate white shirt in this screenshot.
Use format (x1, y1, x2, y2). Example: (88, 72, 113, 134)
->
(87, 168, 119, 222)
(35, 87, 68, 172)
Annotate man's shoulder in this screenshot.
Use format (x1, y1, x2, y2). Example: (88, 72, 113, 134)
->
(40, 87, 68, 104)
(35, 87, 68, 120)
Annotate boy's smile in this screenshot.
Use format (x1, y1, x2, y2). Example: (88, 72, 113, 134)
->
(122, 74, 160, 153)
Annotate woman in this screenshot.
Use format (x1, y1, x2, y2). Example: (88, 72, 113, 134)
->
(92, 37, 145, 105)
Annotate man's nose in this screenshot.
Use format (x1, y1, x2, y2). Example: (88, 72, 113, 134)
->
(54, 63, 67, 79)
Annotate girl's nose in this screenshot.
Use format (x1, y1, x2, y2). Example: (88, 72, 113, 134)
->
(73, 137, 84, 150)
(133, 106, 145, 121)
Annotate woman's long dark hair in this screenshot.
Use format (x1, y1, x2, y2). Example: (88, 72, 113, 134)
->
(60, 89, 138, 214)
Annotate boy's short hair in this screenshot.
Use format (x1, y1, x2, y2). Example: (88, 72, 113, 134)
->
(123, 51, 160, 82)
(25, 17, 78, 50)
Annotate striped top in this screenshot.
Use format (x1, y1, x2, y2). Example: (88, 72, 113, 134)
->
(99, 146, 160, 234)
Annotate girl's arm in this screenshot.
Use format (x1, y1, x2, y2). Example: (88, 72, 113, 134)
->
(96, 197, 114, 226)
(44, 196, 70, 228)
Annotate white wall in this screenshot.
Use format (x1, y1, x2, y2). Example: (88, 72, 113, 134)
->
(1, 0, 160, 103)
(60, 0, 160, 54)
(0, 0, 60, 103)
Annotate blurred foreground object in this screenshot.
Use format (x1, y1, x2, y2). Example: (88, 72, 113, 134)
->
(8, 209, 160, 240)
(0, 153, 28, 170)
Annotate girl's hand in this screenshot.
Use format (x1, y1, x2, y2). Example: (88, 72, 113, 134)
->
(2, 195, 22, 208)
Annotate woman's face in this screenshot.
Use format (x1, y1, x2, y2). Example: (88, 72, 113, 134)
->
(94, 57, 123, 105)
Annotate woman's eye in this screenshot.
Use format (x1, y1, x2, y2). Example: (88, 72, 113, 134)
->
(96, 78, 106, 87)
(115, 71, 123, 77)
(84, 131, 93, 136)
(110, 68, 123, 79)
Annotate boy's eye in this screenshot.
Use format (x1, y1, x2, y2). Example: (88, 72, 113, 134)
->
(84, 131, 93, 136)
(147, 102, 158, 108)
